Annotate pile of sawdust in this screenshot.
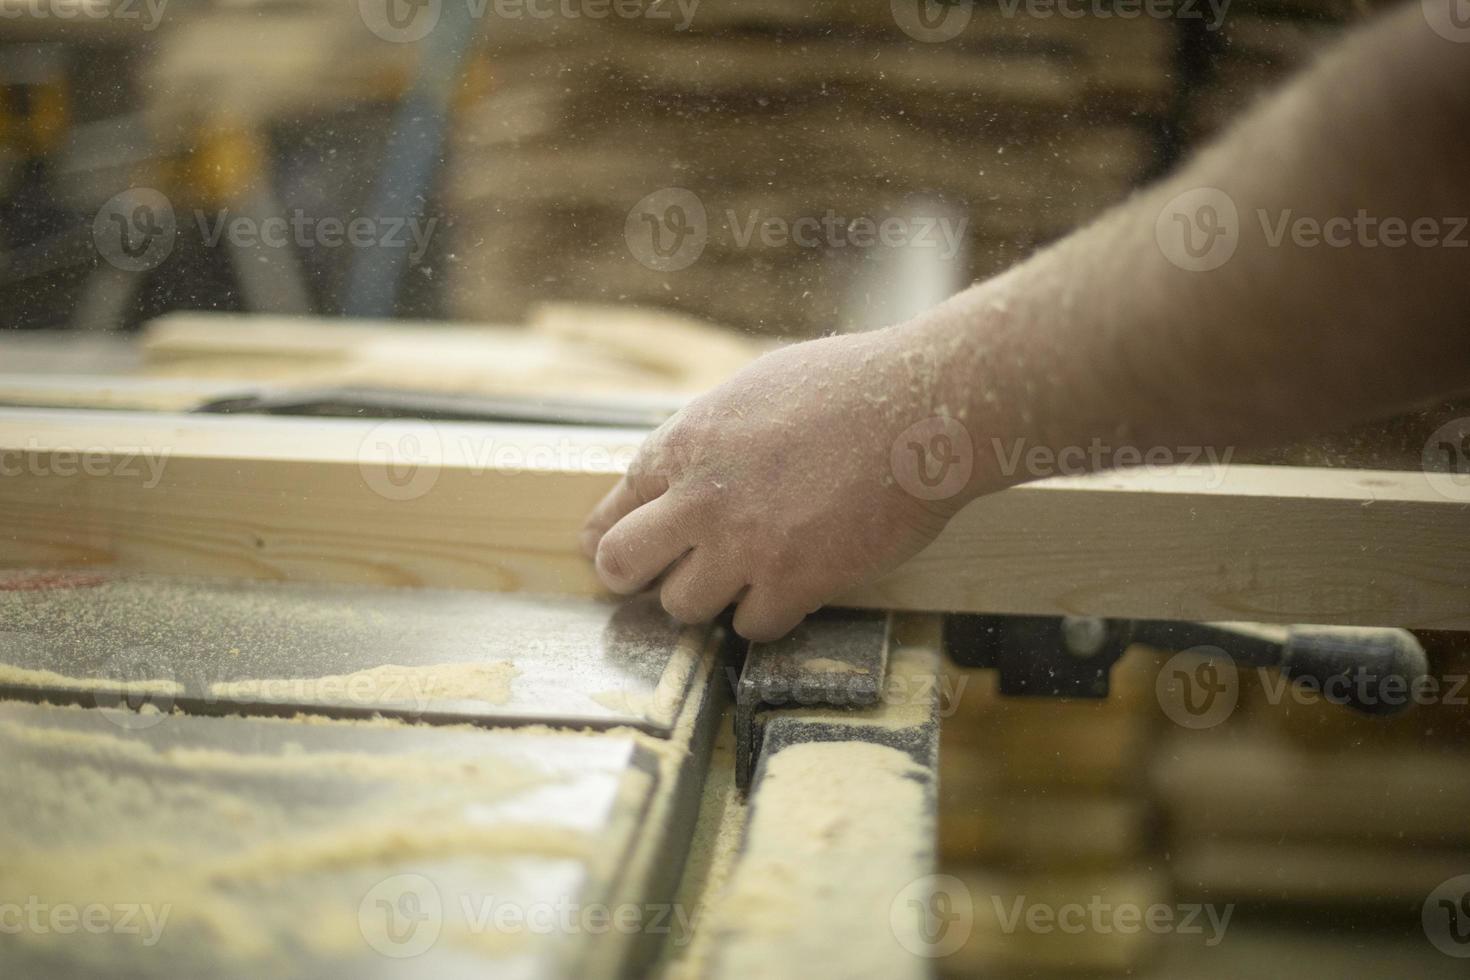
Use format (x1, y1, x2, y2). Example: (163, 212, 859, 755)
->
(0, 663, 182, 696)
(0, 712, 599, 972)
(710, 740, 932, 976)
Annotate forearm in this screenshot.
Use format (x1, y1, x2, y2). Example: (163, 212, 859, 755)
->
(912, 1, 1470, 493)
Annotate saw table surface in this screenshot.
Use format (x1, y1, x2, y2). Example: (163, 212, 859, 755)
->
(0, 572, 699, 733)
(0, 574, 723, 977)
(0, 699, 657, 979)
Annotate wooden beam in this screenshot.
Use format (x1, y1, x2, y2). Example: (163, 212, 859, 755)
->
(2, 409, 1467, 629)
(847, 463, 1470, 629)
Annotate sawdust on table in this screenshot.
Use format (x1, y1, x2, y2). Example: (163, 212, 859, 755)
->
(208, 660, 520, 707)
(590, 687, 652, 716)
(659, 708, 748, 980)
(0, 710, 593, 971)
(800, 657, 872, 675)
(0, 716, 551, 787)
(707, 741, 931, 976)
(0, 626, 719, 971)
(0, 662, 183, 696)
(676, 616, 945, 975)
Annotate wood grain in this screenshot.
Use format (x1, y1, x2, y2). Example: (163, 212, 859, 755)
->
(3, 410, 1467, 628)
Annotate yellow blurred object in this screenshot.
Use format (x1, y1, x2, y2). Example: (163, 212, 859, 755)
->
(167, 118, 266, 206)
(0, 77, 70, 158)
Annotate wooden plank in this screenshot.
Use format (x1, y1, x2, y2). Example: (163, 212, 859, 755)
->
(2, 409, 1468, 628)
(0, 410, 630, 595)
(852, 465, 1470, 628)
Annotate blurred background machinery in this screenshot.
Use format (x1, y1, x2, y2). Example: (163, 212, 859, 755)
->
(0, 0, 1389, 336)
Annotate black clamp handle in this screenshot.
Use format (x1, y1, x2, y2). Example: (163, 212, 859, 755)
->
(945, 614, 1428, 716)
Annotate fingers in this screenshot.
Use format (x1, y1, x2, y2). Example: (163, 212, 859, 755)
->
(594, 494, 692, 595)
(582, 470, 670, 557)
(659, 550, 748, 625)
(732, 584, 820, 643)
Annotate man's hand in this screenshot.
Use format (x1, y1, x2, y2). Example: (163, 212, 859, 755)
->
(580, 326, 978, 641)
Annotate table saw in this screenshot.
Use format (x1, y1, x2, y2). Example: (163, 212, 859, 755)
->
(0, 569, 947, 979)
(0, 325, 1461, 978)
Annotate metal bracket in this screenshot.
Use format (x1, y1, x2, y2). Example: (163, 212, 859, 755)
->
(733, 609, 890, 791)
(192, 384, 674, 428)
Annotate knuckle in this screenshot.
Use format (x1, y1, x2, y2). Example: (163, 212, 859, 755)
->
(648, 409, 713, 471)
(650, 416, 693, 461)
